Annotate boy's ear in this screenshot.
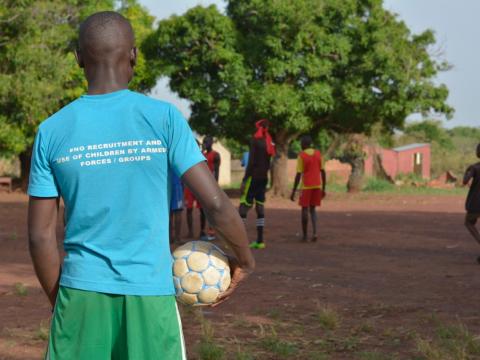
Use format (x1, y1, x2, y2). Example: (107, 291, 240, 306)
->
(130, 47, 137, 67)
(74, 49, 84, 68)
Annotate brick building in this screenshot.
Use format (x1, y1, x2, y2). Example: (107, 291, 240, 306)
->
(365, 143, 431, 180)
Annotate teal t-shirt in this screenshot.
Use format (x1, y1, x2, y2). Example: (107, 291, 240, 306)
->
(28, 89, 205, 296)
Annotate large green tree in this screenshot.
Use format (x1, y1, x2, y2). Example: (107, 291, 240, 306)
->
(0, 0, 155, 186)
(144, 0, 453, 195)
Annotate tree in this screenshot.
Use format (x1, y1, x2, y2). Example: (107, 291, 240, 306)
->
(143, 0, 452, 196)
(0, 0, 155, 187)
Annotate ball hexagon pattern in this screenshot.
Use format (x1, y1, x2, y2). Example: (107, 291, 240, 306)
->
(172, 241, 231, 306)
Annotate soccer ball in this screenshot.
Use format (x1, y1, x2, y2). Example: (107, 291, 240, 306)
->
(172, 241, 231, 306)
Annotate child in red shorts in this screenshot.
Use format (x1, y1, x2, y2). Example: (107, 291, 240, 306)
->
(290, 135, 326, 242)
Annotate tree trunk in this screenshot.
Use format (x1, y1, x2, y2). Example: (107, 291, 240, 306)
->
(347, 156, 364, 193)
(271, 133, 290, 197)
(19, 148, 32, 191)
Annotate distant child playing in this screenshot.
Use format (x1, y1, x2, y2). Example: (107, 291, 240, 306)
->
(239, 119, 275, 249)
(290, 135, 326, 242)
(463, 143, 480, 262)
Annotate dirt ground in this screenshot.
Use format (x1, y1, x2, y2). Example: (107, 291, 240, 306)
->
(0, 191, 479, 359)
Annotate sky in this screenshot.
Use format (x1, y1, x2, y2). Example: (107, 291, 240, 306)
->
(139, 0, 480, 128)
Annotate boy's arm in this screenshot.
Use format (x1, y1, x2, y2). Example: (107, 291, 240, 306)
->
(182, 162, 255, 304)
(321, 170, 327, 197)
(291, 155, 303, 201)
(291, 173, 302, 201)
(243, 140, 255, 181)
(213, 152, 221, 182)
(463, 166, 475, 186)
(28, 197, 61, 307)
(240, 141, 255, 195)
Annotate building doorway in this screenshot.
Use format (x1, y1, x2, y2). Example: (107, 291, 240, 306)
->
(413, 152, 423, 176)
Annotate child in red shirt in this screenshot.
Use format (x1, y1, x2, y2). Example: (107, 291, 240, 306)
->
(290, 135, 326, 242)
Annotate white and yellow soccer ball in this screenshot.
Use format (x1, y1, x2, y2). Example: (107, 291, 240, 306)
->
(172, 241, 231, 306)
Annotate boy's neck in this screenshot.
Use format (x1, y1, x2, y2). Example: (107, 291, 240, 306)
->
(87, 80, 129, 95)
(85, 65, 130, 95)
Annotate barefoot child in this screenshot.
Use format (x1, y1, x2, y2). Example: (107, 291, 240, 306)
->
(290, 135, 326, 242)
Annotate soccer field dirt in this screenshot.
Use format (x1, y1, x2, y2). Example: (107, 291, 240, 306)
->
(0, 192, 479, 359)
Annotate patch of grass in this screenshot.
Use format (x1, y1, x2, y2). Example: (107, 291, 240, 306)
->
(416, 321, 480, 359)
(312, 338, 334, 353)
(329, 176, 468, 196)
(358, 351, 393, 360)
(308, 351, 330, 360)
(266, 308, 282, 321)
(234, 350, 255, 360)
(316, 306, 340, 331)
(197, 340, 225, 360)
(291, 323, 305, 337)
(337, 336, 359, 352)
(259, 327, 297, 358)
(231, 315, 250, 329)
(394, 186, 467, 196)
(195, 312, 225, 360)
(326, 182, 347, 193)
(354, 322, 375, 335)
(363, 177, 395, 192)
(5, 340, 17, 348)
(13, 282, 28, 296)
(35, 322, 49, 341)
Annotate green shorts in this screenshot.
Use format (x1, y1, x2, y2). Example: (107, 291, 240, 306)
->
(46, 286, 186, 360)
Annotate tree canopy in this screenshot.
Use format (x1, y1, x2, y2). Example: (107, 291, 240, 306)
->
(0, 0, 154, 170)
(144, 0, 453, 140)
(144, 0, 453, 194)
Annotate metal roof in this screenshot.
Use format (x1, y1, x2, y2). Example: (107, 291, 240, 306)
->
(392, 143, 429, 152)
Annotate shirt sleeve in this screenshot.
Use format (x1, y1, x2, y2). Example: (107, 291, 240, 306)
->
(296, 155, 304, 173)
(27, 129, 59, 197)
(167, 105, 205, 177)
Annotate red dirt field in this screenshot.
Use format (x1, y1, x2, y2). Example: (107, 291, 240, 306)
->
(0, 191, 479, 359)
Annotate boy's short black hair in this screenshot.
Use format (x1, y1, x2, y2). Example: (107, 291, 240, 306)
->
(300, 135, 313, 147)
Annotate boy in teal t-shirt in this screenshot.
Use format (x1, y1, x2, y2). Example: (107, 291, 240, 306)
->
(28, 11, 255, 359)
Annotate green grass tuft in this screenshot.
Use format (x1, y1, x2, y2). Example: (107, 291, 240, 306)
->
(358, 350, 394, 360)
(13, 283, 28, 297)
(259, 327, 297, 358)
(363, 177, 395, 192)
(197, 340, 225, 360)
(196, 313, 225, 360)
(416, 321, 480, 359)
(316, 306, 340, 331)
(234, 350, 255, 360)
(35, 323, 49, 341)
